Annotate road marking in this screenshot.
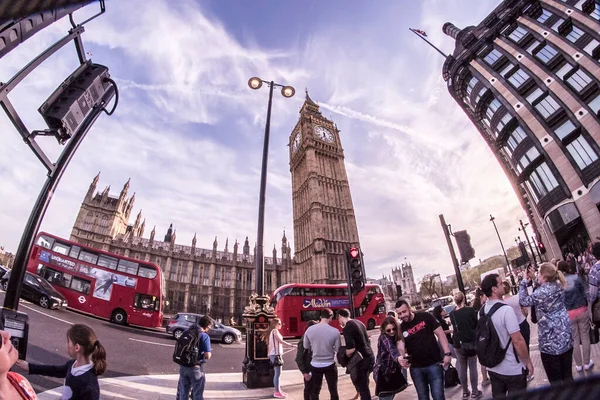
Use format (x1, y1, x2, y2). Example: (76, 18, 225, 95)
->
(128, 338, 174, 347)
(19, 303, 73, 325)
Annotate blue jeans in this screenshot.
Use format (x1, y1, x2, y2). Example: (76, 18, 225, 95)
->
(410, 363, 445, 400)
(178, 365, 206, 400)
(269, 355, 282, 392)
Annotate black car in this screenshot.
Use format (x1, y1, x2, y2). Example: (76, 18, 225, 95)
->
(1, 271, 68, 309)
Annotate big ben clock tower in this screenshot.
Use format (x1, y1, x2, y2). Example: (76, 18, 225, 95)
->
(289, 91, 361, 284)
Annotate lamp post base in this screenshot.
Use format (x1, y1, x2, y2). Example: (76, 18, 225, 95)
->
(241, 294, 277, 389)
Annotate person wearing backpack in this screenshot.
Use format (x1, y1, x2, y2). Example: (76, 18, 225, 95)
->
(518, 263, 573, 385)
(174, 315, 212, 400)
(479, 274, 533, 398)
(449, 292, 481, 400)
(295, 320, 317, 400)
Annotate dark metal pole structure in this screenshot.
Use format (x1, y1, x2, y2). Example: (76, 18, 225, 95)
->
(243, 77, 294, 389)
(4, 91, 114, 310)
(254, 81, 274, 297)
(408, 28, 448, 58)
(490, 214, 510, 274)
(520, 220, 538, 268)
(532, 235, 542, 262)
(439, 214, 465, 294)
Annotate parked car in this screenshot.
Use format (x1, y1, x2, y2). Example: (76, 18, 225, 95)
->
(1, 271, 68, 309)
(167, 312, 242, 344)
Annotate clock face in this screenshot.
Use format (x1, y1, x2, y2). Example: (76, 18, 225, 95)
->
(291, 131, 302, 153)
(314, 125, 335, 143)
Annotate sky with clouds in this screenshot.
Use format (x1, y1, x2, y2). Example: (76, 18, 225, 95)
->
(0, 0, 530, 284)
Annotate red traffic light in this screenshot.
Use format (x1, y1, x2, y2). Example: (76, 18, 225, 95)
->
(349, 247, 359, 258)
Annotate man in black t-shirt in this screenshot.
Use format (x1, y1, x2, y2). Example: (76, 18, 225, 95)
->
(337, 308, 374, 400)
(396, 300, 451, 400)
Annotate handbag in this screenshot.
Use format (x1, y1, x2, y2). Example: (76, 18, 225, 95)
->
(444, 364, 460, 388)
(592, 299, 600, 324)
(270, 331, 284, 367)
(273, 355, 284, 367)
(591, 324, 600, 345)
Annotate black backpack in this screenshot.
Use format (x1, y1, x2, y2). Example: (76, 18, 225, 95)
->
(476, 303, 514, 368)
(444, 364, 460, 388)
(173, 326, 200, 367)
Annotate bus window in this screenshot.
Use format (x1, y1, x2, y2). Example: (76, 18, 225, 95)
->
(118, 260, 139, 275)
(52, 242, 70, 255)
(97, 254, 118, 270)
(61, 272, 73, 288)
(37, 235, 54, 249)
(69, 246, 81, 259)
(301, 310, 321, 321)
(138, 265, 157, 279)
(134, 294, 159, 311)
(70, 277, 91, 295)
(79, 250, 98, 264)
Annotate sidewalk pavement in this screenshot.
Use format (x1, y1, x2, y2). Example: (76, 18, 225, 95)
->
(38, 346, 600, 400)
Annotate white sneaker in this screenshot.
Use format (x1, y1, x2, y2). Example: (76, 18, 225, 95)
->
(576, 365, 583, 372)
(584, 361, 594, 370)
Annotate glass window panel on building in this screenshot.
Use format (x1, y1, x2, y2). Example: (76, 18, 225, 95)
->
(551, 18, 566, 32)
(546, 203, 581, 233)
(484, 48, 503, 65)
(526, 40, 541, 55)
(537, 9, 553, 24)
(519, 146, 541, 171)
(554, 119, 577, 140)
(567, 136, 599, 169)
(589, 93, 600, 114)
(509, 25, 528, 42)
(583, 39, 600, 56)
(527, 88, 544, 104)
(566, 69, 593, 92)
(535, 44, 559, 64)
(466, 77, 478, 95)
(486, 99, 502, 119)
(555, 62, 574, 80)
(508, 69, 530, 88)
(566, 25, 585, 43)
(496, 113, 513, 132)
(500, 62, 515, 77)
(535, 94, 561, 119)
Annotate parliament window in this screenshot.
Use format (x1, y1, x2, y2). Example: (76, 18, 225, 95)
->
(566, 69, 593, 93)
(554, 120, 577, 140)
(484, 49, 503, 65)
(537, 9, 553, 24)
(534, 94, 561, 119)
(588, 93, 600, 115)
(507, 69, 530, 88)
(528, 162, 559, 198)
(534, 44, 559, 64)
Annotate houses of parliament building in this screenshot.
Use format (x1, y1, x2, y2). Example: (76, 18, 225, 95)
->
(69, 93, 365, 322)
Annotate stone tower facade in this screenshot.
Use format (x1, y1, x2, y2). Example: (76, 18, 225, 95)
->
(391, 261, 419, 304)
(70, 173, 144, 250)
(289, 92, 361, 284)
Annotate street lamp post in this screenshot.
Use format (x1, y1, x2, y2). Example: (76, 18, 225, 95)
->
(242, 77, 294, 389)
(519, 220, 538, 268)
(490, 214, 510, 274)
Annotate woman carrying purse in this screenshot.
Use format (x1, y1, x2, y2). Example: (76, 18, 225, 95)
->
(373, 316, 408, 400)
(265, 318, 296, 399)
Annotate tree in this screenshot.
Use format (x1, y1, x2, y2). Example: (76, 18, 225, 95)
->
(419, 273, 442, 299)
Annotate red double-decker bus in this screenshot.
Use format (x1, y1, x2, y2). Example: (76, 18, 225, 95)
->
(27, 232, 164, 328)
(270, 283, 386, 337)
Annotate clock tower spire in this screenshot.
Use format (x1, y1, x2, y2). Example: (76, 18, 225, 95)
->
(289, 91, 361, 284)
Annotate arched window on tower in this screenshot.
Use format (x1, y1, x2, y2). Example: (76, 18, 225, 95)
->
(99, 215, 110, 235)
(83, 212, 94, 231)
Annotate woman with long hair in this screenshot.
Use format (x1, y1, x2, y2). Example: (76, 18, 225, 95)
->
(264, 318, 296, 399)
(17, 324, 107, 399)
(449, 292, 482, 399)
(373, 316, 408, 400)
(558, 260, 593, 371)
(519, 262, 573, 384)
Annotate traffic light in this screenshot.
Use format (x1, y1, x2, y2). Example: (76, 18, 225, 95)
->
(538, 242, 547, 254)
(396, 285, 403, 298)
(454, 230, 475, 264)
(346, 247, 365, 295)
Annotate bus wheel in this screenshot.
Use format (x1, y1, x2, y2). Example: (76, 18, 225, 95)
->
(367, 318, 375, 330)
(112, 309, 127, 325)
(39, 296, 50, 309)
(222, 333, 235, 344)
